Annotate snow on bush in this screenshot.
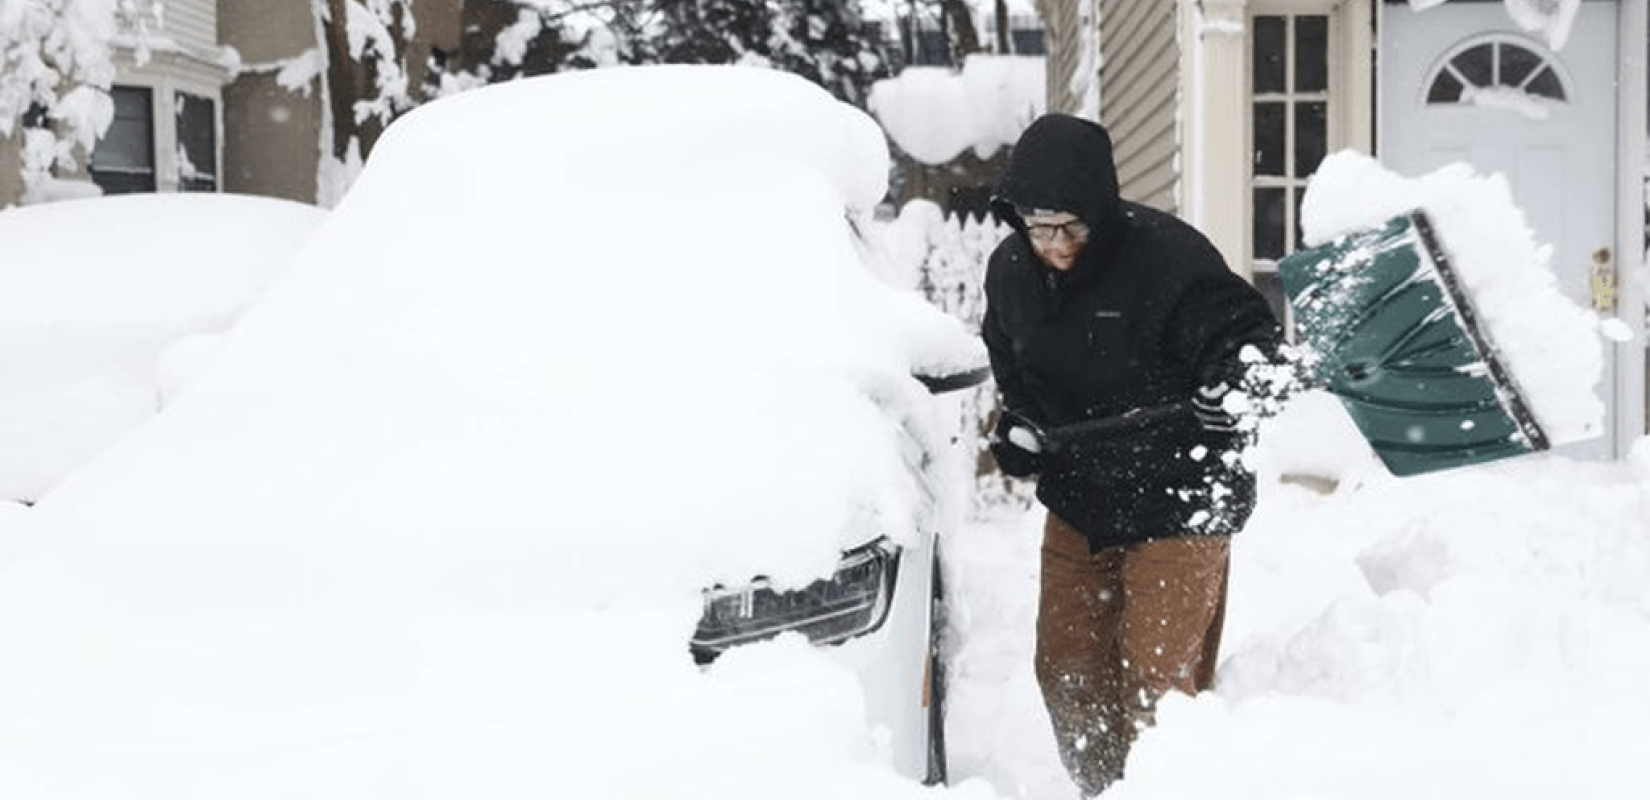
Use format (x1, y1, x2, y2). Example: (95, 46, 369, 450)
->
(867, 54, 1045, 165)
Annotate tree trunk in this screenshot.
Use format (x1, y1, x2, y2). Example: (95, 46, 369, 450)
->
(995, 0, 1010, 53)
(939, 0, 978, 63)
(321, 0, 360, 160)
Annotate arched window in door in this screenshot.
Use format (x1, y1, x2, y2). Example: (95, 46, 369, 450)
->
(1425, 36, 1569, 107)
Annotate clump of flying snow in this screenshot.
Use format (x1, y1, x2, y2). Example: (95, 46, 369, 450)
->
(1299, 150, 1605, 446)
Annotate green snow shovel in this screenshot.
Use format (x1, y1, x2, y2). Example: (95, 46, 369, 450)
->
(1276, 210, 1550, 477)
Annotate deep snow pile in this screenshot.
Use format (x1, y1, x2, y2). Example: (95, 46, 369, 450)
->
(0, 193, 325, 501)
(1122, 446, 1650, 798)
(947, 443, 1650, 799)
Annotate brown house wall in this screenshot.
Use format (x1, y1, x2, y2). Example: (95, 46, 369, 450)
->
(219, 0, 315, 64)
(219, 0, 323, 201)
(221, 74, 322, 202)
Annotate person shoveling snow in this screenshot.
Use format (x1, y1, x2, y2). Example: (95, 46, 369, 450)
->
(979, 114, 1286, 797)
(978, 136, 1613, 797)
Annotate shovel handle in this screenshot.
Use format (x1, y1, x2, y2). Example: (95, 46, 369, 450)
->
(1042, 401, 1196, 447)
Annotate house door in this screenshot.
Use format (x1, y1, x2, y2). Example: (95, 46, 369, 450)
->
(1379, 1, 1619, 458)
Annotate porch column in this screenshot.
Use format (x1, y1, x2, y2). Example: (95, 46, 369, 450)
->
(1181, 0, 1250, 279)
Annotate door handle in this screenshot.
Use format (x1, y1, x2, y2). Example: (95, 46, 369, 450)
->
(1591, 247, 1616, 313)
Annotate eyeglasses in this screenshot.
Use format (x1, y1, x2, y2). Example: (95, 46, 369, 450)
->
(1025, 218, 1090, 244)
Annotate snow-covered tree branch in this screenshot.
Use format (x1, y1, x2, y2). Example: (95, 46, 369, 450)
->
(1, 0, 163, 199)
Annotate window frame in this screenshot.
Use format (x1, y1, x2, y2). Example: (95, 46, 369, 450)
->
(1238, 0, 1370, 337)
(1246, 10, 1333, 333)
(89, 85, 158, 195)
(174, 90, 219, 192)
(1422, 33, 1573, 108)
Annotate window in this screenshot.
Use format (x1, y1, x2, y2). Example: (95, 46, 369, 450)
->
(90, 86, 156, 194)
(1011, 28, 1046, 55)
(914, 28, 951, 66)
(175, 91, 218, 192)
(1249, 13, 1330, 330)
(1426, 36, 1567, 106)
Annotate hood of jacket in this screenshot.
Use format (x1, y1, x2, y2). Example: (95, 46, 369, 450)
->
(989, 114, 1127, 285)
(990, 115, 1121, 224)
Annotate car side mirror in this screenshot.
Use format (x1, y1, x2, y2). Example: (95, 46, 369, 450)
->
(913, 365, 991, 394)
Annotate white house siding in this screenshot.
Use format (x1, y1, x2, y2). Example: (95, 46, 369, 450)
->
(162, 0, 218, 57)
(1100, 0, 1179, 213)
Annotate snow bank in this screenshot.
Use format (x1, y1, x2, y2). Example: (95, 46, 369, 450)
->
(0, 193, 324, 501)
(1299, 150, 1605, 446)
(948, 438, 1650, 800)
(868, 55, 1045, 165)
(1109, 448, 1650, 799)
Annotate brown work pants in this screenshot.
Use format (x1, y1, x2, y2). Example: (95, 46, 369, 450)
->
(1034, 513, 1230, 796)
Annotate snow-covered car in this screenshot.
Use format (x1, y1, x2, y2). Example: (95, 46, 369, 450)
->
(0, 192, 325, 503)
(0, 66, 987, 798)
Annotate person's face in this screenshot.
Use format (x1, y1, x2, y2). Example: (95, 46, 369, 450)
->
(1023, 211, 1090, 272)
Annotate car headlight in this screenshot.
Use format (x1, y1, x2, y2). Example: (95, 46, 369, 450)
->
(690, 537, 901, 664)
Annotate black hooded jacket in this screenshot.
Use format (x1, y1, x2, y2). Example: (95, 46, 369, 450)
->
(982, 114, 1282, 552)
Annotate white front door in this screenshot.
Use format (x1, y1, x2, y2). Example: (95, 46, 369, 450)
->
(1379, 1, 1619, 458)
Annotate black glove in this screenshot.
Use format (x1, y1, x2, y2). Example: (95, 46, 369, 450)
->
(1191, 380, 1243, 433)
(989, 408, 1049, 478)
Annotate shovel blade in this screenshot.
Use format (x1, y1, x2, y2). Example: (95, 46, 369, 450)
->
(1277, 211, 1548, 477)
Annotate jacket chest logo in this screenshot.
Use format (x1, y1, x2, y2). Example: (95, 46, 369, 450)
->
(1086, 310, 1124, 350)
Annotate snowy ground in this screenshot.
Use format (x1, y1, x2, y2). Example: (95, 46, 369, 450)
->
(4, 403, 1649, 798)
(945, 401, 1650, 799)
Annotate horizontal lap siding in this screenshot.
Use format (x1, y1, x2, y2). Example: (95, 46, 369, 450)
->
(1038, 0, 1087, 115)
(165, 0, 218, 54)
(1100, 0, 1179, 214)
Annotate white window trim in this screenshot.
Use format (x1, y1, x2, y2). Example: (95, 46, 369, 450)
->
(108, 48, 226, 194)
(1179, 0, 1372, 282)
